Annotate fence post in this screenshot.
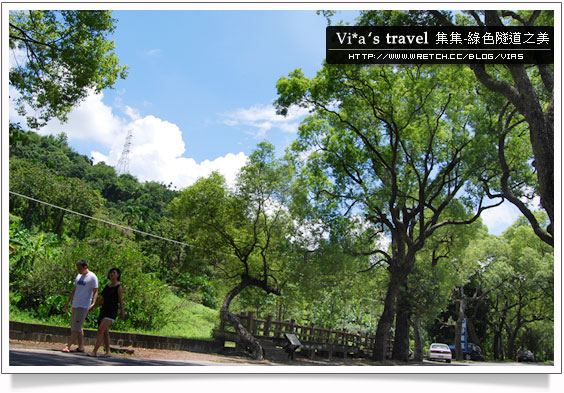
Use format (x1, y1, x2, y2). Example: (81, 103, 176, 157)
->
(356, 331, 362, 351)
(264, 314, 272, 337)
(289, 319, 295, 334)
(308, 323, 315, 341)
(248, 312, 255, 335)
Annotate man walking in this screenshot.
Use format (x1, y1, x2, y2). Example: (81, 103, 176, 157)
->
(62, 260, 98, 353)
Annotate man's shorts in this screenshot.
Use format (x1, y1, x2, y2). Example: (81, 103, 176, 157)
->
(70, 307, 89, 332)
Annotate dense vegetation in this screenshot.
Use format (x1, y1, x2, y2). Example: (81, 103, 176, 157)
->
(8, 10, 553, 362)
(8, 123, 554, 361)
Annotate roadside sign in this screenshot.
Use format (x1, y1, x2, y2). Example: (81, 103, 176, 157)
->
(462, 318, 467, 352)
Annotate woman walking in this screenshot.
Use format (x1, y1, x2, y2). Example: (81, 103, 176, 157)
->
(87, 268, 125, 357)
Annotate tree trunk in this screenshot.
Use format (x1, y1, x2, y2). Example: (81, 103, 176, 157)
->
(372, 272, 401, 360)
(529, 112, 554, 235)
(506, 64, 554, 237)
(77, 217, 88, 239)
(454, 288, 465, 361)
(466, 318, 481, 348)
(55, 211, 65, 236)
(392, 286, 411, 362)
(23, 200, 37, 229)
(506, 332, 516, 360)
(472, 63, 554, 240)
(373, 263, 409, 361)
(219, 274, 281, 361)
(413, 316, 424, 361)
(493, 328, 502, 360)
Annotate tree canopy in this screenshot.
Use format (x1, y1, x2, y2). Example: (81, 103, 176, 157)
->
(357, 10, 554, 246)
(9, 10, 128, 128)
(276, 63, 503, 360)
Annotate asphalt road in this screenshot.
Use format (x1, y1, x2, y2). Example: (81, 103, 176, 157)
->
(9, 348, 554, 368)
(9, 349, 231, 367)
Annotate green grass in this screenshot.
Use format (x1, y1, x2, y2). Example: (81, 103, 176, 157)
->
(147, 292, 220, 339)
(10, 292, 220, 340)
(10, 307, 69, 328)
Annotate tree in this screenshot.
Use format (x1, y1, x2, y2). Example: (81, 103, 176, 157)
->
(276, 64, 501, 361)
(9, 10, 128, 128)
(358, 10, 554, 245)
(486, 215, 553, 359)
(402, 205, 484, 361)
(10, 158, 103, 237)
(170, 142, 293, 360)
(457, 213, 553, 360)
(10, 126, 93, 179)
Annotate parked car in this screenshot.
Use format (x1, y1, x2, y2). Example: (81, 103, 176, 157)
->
(428, 343, 452, 363)
(449, 343, 485, 361)
(517, 349, 535, 362)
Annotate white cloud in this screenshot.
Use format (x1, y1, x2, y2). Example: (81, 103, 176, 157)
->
(37, 92, 126, 146)
(11, 91, 248, 190)
(9, 47, 29, 72)
(480, 201, 522, 236)
(145, 49, 161, 56)
(221, 103, 309, 139)
(124, 105, 141, 121)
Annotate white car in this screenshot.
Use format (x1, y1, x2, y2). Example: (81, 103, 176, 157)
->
(428, 343, 452, 363)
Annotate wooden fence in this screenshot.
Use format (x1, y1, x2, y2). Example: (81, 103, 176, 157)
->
(215, 312, 393, 359)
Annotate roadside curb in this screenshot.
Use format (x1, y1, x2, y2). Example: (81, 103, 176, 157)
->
(9, 321, 224, 355)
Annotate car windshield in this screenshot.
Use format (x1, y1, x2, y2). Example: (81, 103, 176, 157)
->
(431, 344, 449, 350)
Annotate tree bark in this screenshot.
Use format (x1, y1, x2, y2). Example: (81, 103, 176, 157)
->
(413, 316, 424, 361)
(372, 270, 402, 361)
(506, 329, 517, 360)
(466, 318, 481, 348)
(219, 274, 281, 361)
(372, 257, 414, 361)
(471, 53, 554, 241)
(454, 288, 465, 361)
(392, 286, 411, 362)
(493, 327, 503, 360)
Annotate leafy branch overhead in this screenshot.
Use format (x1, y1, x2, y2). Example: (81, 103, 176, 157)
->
(356, 10, 553, 246)
(9, 10, 128, 128)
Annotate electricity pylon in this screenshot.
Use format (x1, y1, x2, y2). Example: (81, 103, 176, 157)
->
(116, 129, 133, 175)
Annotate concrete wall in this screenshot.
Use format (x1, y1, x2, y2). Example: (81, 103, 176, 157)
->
(9, 321, 225, 354)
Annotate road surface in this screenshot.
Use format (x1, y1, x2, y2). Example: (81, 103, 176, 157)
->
(9, 348, 554, 368)
(9, 348, 246, 367)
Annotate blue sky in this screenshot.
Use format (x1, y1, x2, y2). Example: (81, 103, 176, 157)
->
(10, 9, 359, 187)
(7, 7, 526, 235)
(97, 10, 355, 162)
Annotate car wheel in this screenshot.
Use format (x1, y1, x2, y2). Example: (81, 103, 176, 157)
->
(465, 354, 472, 360)
(447, 359, 451, 363)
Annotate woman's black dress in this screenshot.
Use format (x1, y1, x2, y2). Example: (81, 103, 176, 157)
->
(98, 284, 120, 325)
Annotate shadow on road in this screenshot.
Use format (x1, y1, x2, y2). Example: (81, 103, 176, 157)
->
(10, 350, 206, 367)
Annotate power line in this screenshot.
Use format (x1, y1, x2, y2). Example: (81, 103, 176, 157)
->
(8, 190, 239, 261)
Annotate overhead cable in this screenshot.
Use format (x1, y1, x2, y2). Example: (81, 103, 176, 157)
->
(8, 190, 238, 260)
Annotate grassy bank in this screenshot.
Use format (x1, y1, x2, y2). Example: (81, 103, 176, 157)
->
(10, 292, 220, 340)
